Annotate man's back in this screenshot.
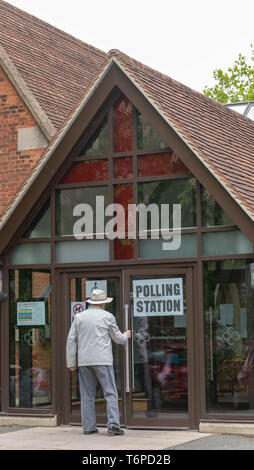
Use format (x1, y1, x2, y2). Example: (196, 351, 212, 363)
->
(66, 305, 127, 367)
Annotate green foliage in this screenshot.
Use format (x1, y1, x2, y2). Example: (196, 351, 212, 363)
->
(203, 44, 254, 103)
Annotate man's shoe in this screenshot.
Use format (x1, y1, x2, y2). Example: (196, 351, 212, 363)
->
(107, 426, 124, 435)
(83, 428, 99, 435)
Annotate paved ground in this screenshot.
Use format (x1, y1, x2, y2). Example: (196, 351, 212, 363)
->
(0, 426, 254, 450)
(0, 426, 210, 450)
(168, 434, 254, 450)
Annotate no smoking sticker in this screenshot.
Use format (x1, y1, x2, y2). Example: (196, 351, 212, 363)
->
(71, 302, 86, 323)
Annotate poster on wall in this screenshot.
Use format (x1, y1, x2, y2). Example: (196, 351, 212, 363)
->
(85, 280, 107, 299)
(71, 302, 86, 324)
(133, 278, 184, 317)
(17, 302, 45, 326)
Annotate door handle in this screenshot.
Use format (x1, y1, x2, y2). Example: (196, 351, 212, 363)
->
(124, 304, 130, 393)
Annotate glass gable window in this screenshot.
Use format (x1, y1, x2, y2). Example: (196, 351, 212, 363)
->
(137, 111, 168, 150)
(60, 159, 108, 184)
(138, 178, 197, 231)
(202, 187, 234, 227)
(138, 153, 188, 177)
(9, 243, 51, 266)
(113, 95, 133, 153)
(79, 116, 108, 156)
(55, 186, 109, 237)
(22, 199, 50, 239)
(204, 259, 254, 414)
(202, 231, 254, 256)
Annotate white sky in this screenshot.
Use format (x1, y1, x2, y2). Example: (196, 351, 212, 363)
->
(5, 0, 254, 93)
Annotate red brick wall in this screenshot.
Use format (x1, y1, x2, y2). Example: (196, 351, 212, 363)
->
(0, 66, 46, 216)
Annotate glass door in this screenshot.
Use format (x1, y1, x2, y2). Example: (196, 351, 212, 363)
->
(124, 267, 194, 428)
(62, 272, 124, 426)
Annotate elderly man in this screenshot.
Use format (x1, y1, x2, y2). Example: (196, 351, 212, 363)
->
(66, 289, 131, 435)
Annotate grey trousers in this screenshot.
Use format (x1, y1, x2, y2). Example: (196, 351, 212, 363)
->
(78, 365, 120, 432)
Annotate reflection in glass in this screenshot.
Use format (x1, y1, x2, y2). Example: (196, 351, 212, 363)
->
(22, 199, 50, 239)
(55, 186, 109, 237)
(138, 153, 188, 177)
(114, 157, 133, 179)
(60, 160, 108, 184)
(55, 240, 109, 263)
(79, 116, 108, 156)
(138, 178, 197, 230)
(9, 270, 52, 408)
(201, 187, 234, 227)
(9, 243, 51, 265)
(113, 184, 134, 260)
(131, 275, 188, 418)
(139, 234, 197, 259)
(137, 111, 168, 150)
(202, 231, 254, 256)
(70, 277, 121, 419)
(113, 95, 133, 153)
(204, 259, 254, 413)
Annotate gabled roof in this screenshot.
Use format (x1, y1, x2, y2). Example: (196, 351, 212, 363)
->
(0, 0, 106, 132)
(0, 49, 254, 253)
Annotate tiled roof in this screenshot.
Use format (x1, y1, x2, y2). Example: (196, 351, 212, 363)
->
(1, 49, 254, 237)
(0, 0, 106, 130)
(111, 50, 254, 220)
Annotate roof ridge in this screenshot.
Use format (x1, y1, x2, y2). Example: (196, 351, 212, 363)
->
(108, 49, 254, 129)
(0, 0, 106, 59)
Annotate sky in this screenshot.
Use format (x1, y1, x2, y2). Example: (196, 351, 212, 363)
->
(5, 0, 254, 93)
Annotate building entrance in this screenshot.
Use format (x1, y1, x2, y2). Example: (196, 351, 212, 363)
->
(59, 266, 196, 428)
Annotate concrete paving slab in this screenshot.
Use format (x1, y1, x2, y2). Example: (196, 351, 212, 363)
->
(0, 426, 211, 450)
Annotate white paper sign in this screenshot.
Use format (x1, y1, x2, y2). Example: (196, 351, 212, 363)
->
(133, 278, 184, 317)
(86, 280, 107, 298)
(17, 302, 45, 326)
(71, 302, 86, 324)
(220, 304, 234, 326)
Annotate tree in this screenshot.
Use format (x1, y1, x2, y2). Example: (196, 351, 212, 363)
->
(203, 44, 254, 103)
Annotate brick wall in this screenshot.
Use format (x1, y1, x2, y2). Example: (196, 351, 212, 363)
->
(0, 66, 46, 216)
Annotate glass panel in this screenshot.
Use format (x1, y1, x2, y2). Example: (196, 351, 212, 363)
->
(55, 186, 109, 237)
(113, 157, 133, 179)
(9, 269, 52, 408)
(138, 178, 197, 230)
(114, 184, 134, 260)
(79, 116, 108, 156)
(202, 187, 234, 227)
(139, 234, 197, 259)
(70, 277, 122, 420)
(246, 105, 254, 121)
(60, 160, 108, 184)
(131, 275, 188, 418)
(204, 259, 254, 413)
(22, 199, 50, 238)
(113, 95, 133, 153)
(9, 243, 51, 265)
(227, 104, 247, 115)
(138, 153, 188, 177)
(114, 239, 134, 260)
(55, 240, 109, 263)
(137, 111, 168, 150)
(202, 231, 253, 256)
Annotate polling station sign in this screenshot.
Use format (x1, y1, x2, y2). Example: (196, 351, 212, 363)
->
(133, 278, 184, 317)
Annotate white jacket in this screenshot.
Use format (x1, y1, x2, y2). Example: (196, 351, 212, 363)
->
(66, 305, 127, 367)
